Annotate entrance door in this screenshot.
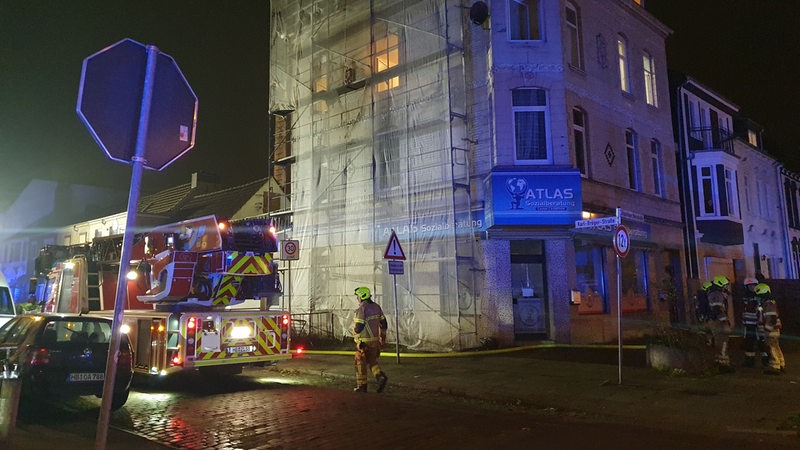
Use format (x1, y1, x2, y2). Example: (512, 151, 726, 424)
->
(511, 240, 547, 340)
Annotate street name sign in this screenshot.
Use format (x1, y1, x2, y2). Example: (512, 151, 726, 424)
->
(574, 216, 620, 229)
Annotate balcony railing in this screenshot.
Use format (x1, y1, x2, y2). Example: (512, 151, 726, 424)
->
(688, 126, 735, 155)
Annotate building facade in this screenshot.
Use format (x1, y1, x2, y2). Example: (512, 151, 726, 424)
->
(269, 0, 682, 350)
(672, 74, 791, 292)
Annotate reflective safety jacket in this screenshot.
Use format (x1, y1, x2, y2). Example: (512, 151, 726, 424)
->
(353, 300, 387, 344)
(706, 288, 729, 322)
(759, 298, 782, 332)
(741, 295, 760, 326)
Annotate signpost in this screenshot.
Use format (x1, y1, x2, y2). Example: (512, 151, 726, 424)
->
(76, 38, 197, 450)
(574, 208, 632, 385)
(383, 230, 406, 363)
(612, 211, 629, 385)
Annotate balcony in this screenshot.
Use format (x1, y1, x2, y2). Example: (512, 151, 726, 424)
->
(688, 127, 735, 155)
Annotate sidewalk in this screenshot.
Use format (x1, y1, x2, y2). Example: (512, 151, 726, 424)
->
(275, 343, 800, 443)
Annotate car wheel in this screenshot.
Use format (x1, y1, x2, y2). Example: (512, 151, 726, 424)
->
(110, 388, 130, 410)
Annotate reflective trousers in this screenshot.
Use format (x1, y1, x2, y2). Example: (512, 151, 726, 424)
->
(708, 319, 731, 366)
(764, 331, 785, 371)
(354, 342, 383, 387)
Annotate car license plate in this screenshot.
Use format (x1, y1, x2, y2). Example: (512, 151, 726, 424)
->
(68, 372, 104, 382)
(227, 345, 256, 354)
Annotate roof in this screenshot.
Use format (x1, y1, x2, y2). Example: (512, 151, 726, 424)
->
(137, 182, 193, 216)
(175, 178, 268, 220)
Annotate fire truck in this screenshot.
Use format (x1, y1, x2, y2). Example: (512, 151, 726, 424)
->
(35, 215, 291, 377)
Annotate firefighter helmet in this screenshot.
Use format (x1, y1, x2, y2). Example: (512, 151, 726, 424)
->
(712, 275, 730, 288)
(743, 277, 759, 286)
(754, 283, 771, 296)
(354, 286, 371, 301)
(701, 281, 712, 291)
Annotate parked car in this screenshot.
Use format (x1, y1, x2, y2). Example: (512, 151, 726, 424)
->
(0, 313, 133, 410)
(0, 273, 17, 328)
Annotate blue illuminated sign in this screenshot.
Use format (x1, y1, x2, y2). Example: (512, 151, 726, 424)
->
(484, 170, 582, 226)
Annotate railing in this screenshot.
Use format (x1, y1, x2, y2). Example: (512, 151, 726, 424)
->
(290, 311, 336, 339)
(688, 127, 735, 155)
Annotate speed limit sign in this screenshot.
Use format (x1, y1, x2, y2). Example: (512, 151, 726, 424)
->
(613, 225, 630, 258)
(281, 239, 300, 260)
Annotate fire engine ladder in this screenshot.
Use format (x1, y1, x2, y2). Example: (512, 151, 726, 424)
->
(87, 269, 101, 311)
(445, 4, 481, 350)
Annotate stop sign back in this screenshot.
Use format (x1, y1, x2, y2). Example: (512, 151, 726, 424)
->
(76, 38, 198, 171)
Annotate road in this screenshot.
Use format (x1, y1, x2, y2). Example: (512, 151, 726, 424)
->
(14, 365, 797, 449)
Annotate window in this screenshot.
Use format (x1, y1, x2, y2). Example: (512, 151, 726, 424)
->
(725, 168, 739, 218)
(697, 164, 740, 218)
(575, 243, 607, 311)
(785, 179, 800, 229)
(374, 33, 399, 92)
(650, 139, 663, 197)
(572, 108, 588, 175)
(625, 129, 640, 190)
(621, 250, 650, 308)
(565, 3, 583, 69)
(617, 35, 630, 93)
(509, 0, 541, 41)
(512, 88, 550, 163)
(700, 166, 716, 215)
(747, 129, 758, 147)
(744, 176, 751, 212)
(643, 51, 658, 106)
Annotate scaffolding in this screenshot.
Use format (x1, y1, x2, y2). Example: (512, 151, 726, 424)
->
(269, 0, 482, 351)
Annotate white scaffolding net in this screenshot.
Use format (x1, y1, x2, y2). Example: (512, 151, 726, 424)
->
(270, 0, 481, 351)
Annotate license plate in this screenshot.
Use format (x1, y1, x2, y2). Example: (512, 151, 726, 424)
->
(227, 345, 256, 354)
(68, 372, 104, 382)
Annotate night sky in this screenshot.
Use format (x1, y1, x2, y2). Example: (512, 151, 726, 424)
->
(0, 0, 270, 210)
(1, 1, 797, 212)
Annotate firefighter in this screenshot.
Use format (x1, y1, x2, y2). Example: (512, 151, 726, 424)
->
(740, 277, 762, 367)
(755, 283, 786, 375)
(694, 281, 713, 324)
(706, 275, 733, 372)
(352, 286, 389, 393)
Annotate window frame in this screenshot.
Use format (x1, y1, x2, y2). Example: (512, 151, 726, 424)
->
(508, 0, 542, 42)
(565, 2, 583, 70)
(617, 34, 631, 93)
(374, 32, 400, 92)
(650, 139, 664, 197)
(512, 88, 552, 164)
(572, 107, 588, 175)
(625, 129, 640, 191)
(643, 51, 658, 106)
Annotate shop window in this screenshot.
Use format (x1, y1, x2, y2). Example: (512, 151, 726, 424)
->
(575, 243, 606, 313)
(620, 250, 649, 312)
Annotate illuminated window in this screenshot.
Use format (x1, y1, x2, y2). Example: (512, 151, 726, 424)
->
(565, 3, 583, 69)
(747, 129, 758, 147)
(374, 34, 399, 92)
(509, 0, 541, 41)
(643, 52, 657, 106)
(617, 35, 630, 93)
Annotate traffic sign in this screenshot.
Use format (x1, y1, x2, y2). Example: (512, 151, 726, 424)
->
(613, 225, 630, 258)
(574, 216, 620, 229)
(383, 230, 406, 260)
(388, 260, 404, 275)
(281, 239, 300, 260)
(77, 38, 198, 171)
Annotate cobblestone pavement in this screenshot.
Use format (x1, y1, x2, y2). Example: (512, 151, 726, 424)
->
(8, 342, 800, 449)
